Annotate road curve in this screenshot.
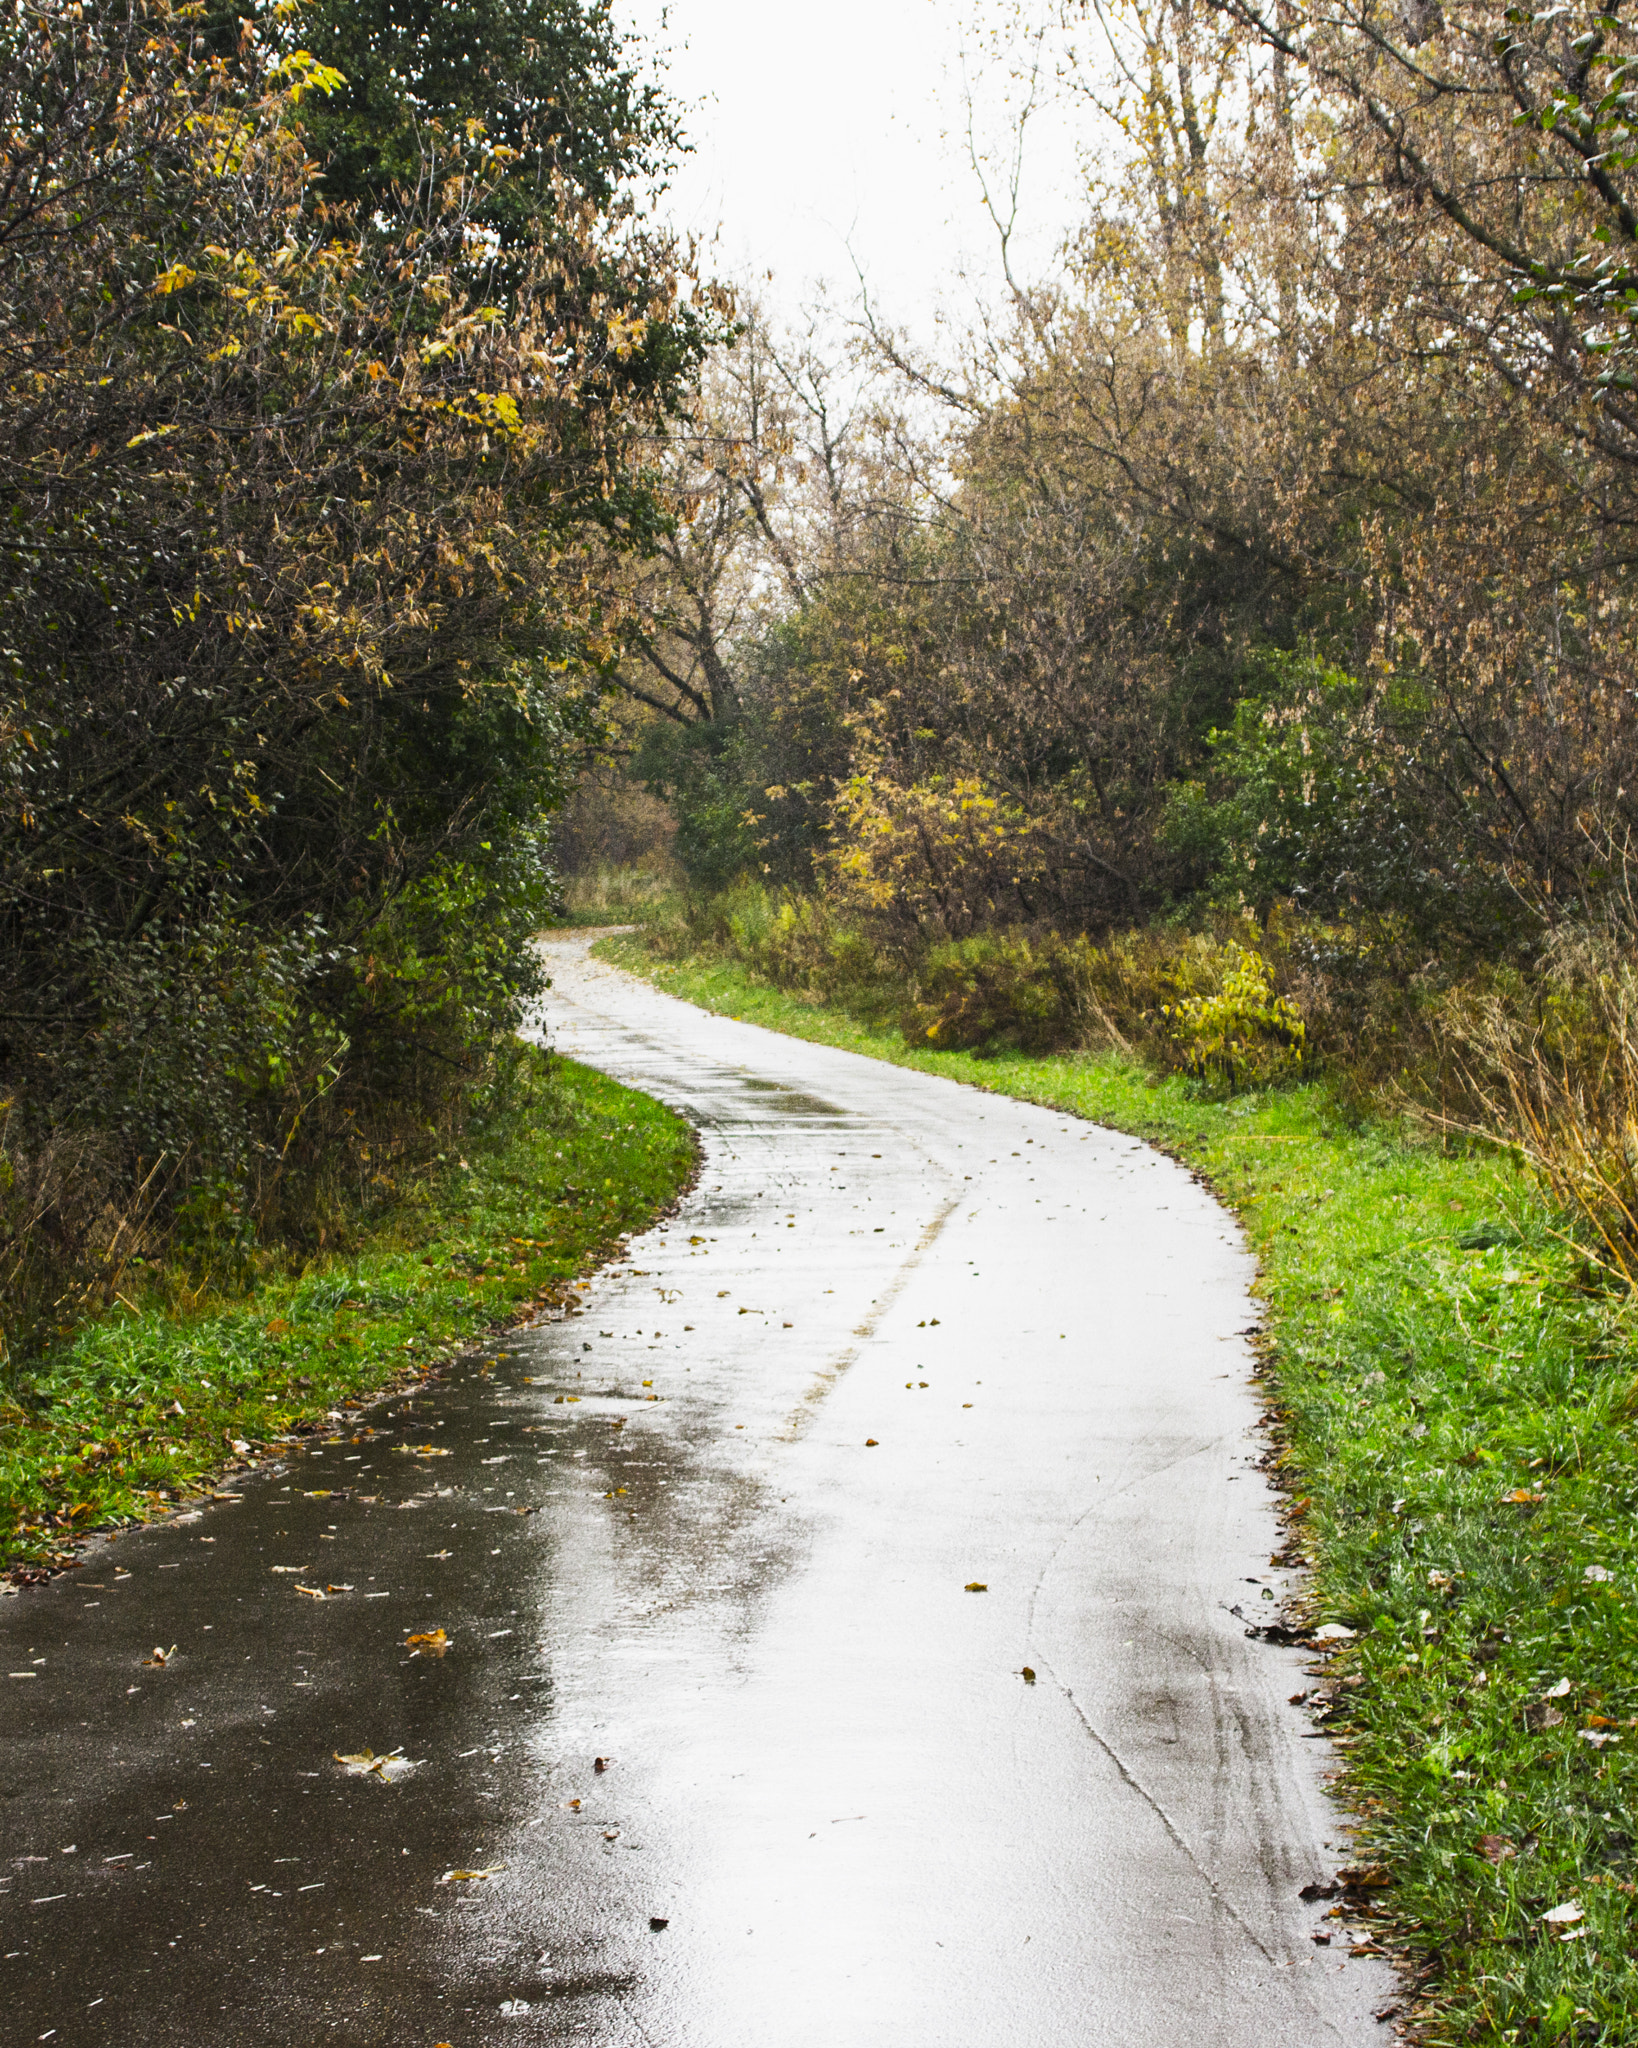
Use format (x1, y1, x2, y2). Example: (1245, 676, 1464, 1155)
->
(0, 932, 1395, 2046)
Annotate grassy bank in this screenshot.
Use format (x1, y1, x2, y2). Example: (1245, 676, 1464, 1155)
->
(599, 933, 1638, 2047)
(1, 1048, 696, 1581)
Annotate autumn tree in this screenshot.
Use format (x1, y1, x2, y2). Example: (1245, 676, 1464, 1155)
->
(0, 0, 708, 1340)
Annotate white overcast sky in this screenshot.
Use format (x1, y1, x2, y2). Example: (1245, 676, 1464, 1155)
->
(615, 0, 1089, 338)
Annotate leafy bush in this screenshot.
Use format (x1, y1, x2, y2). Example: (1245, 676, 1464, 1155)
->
(1161, 946, 1306, 1089)
(644, 883, 1328, 1075)
(1162, 654, 1517, 946)
(900, 932, 1105, 1052)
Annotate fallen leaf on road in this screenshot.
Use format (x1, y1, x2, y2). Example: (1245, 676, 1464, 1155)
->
(405, 1629, 449, 1657)
(335, 1747, 420, 1782)
(965, 1582, 988, 1593)
(594, 1756, 612, 1773)
(439, 1867, 500, 1884)
(270, 1565, 309, 1575)
(650, 1916, 669, 1931)
(141, 1645, 177, 1667)
(864, 1438, 878, 1447)
(295, 1585, 325, 1600)
(401, 1445, 451, 1457)
(1020, 1666, 1036, 1684)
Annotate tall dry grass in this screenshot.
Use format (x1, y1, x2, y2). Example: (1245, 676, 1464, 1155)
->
(1435, 924, 1638, 1285)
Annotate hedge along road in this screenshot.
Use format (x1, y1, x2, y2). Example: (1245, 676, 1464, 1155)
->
(0, 932, 1396, 2047)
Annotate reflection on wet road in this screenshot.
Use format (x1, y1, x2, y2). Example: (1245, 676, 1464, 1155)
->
(0, 934, 1395, 2045)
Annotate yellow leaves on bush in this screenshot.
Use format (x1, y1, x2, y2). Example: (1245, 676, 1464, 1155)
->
(827, 766, 1046, 931)
(901, 930, 1105, 1054)
(268, 50, 347, 105)
(1162, 946, 1304, 1090)
(606, 311, 647, 361)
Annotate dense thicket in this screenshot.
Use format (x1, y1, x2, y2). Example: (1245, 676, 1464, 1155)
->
(616, 0, 1638, 965)
(0, 0, 705, 1354)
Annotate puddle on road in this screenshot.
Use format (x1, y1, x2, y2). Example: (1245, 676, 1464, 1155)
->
(736, 1076, 849, 1119)
(0, 1208, 806, 2046)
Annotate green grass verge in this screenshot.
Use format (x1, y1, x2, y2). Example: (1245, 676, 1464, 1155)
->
(0, 1048, 695, 1579)
(599, 934, 1638, 2047)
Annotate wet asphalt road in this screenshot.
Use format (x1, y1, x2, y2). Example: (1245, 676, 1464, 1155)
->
(0, 934, 1396, 2045)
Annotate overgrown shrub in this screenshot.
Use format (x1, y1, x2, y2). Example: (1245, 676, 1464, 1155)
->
(1162, 947, 1306, 1089)
(901, 932, 1107, 1052)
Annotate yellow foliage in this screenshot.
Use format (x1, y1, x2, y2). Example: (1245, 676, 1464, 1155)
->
(827, 764, 1047, 936)
(1163, 947, 1305, 1088)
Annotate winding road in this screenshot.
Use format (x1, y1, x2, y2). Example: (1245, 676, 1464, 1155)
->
(0, 933, 1395, 2045)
